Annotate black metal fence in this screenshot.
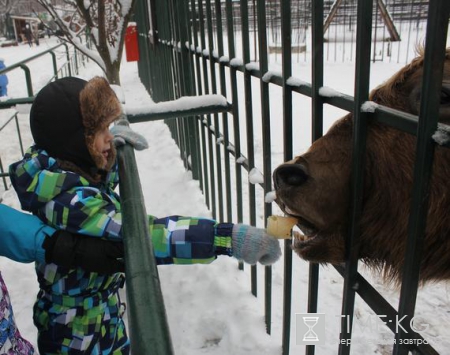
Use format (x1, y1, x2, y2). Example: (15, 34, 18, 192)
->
(134, 0, 449, 354)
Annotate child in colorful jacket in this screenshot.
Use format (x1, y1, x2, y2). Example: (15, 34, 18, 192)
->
(0, 204, 130, 354)
(9, 76, 281, 354)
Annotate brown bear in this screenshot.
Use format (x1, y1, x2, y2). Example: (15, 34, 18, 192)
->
(273, 48, 450, 283)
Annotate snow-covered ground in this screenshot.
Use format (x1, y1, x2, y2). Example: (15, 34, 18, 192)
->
(1, 35, 450, 355)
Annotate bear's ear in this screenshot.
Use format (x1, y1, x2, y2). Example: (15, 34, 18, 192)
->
(369, 85, 392, 105)
(80, 76, 122, 137)
(369, 88, 379, 103)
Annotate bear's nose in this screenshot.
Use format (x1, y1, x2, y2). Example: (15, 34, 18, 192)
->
(273, 163, 308, 188)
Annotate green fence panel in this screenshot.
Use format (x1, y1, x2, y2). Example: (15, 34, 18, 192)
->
(134, 0, 449, 354)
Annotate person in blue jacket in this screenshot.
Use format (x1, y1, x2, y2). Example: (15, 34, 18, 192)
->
(0, 58, 8, 97)
(0, 203, 127, 354)
(9, 76, 282, 355)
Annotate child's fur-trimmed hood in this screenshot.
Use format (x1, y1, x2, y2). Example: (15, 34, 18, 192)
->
(80, 76, 122, 173)
(30, 76, 122, 182)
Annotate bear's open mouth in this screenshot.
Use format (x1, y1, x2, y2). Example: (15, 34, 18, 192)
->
(282, 204, 319, 243)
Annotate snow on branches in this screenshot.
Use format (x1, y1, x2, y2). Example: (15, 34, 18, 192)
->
(37, 0, 136, 84)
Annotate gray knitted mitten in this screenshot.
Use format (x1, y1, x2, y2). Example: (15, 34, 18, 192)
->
(231, 224, 281, 265)
(110, 118, 149, 150)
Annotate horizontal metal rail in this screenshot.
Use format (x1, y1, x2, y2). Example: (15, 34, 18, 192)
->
(126, 101, 231, 123)
(0, 97, 35, 109)
(0, 43, 70, 97)
(178, 47, 425, 136)
(0, 44, 67, 74)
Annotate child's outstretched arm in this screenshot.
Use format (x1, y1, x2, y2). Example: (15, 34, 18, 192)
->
(9, 149, 281, 266)
(149, 215, 281, 265)
(0, 204, 124, 273)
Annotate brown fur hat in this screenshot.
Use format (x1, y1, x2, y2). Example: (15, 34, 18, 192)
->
(80, 76, 122, 171)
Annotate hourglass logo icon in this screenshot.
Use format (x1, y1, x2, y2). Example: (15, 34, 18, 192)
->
(296, 313, 326, 345)
(303, 316, 319, 341)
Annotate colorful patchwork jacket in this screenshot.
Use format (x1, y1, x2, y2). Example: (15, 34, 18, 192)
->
(9, 146, 233, 307)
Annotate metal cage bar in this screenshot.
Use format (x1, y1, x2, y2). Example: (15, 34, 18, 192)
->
(338, 1, 374, 354)
(306, 2, 324, 354)
(393, 1, 450, 354)
(280, 0, 294, 351)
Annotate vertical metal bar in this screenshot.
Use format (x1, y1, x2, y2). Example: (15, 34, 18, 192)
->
(191, 0, 206, 194)
(240, 0, 260, 316)
(62, 43, 72, 77)
(0, 157, 7, 191)
(180, 0, 194, 171)
(239, 1, 258, 297)
(135, 0, 150, 93)
(49, 51, 58, 79)
(191, 0, 204, 98)
(338, 1, 373, 354)
(185, 0, 202, 183)
(215, 0, 233, 224)
(225, 0, 243, 227)
(190, 0, 207, 194)
(393, 1, 450, 354)
(74, 48, 79, 75)
(205, 0, 223, 221)
(240, 0, 256, 225)
(306, 2, 324, 355)
(19, 65, 33, 97)
(14, 113, 24, 156)
(199, 0, 213, 213)
(179, 0, 200, 183)
(280, 0, 293, 350)
(117, 143, 174, 355)
(226, 0, 245, 273)
(171, 0, 189, 169)
(256, 0, 273, 335)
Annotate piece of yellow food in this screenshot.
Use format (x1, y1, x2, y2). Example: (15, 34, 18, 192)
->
(266, 215, 298, 239)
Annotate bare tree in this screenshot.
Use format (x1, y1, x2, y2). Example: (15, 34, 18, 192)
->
(0, 0, 15, 38)
(36, 0, 136, 85)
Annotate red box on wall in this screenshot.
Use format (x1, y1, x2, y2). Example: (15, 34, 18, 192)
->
(125, 24, 139, 62)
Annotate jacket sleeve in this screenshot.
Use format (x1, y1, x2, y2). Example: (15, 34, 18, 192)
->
(0, 204, 53, 264)
(148, 215, 234, 265)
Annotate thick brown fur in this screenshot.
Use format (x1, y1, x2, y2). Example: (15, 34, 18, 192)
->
(80, 76, 122, 171)
(273, 48, 450, 283)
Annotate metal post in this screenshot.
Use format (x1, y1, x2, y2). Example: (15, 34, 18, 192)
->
(280, 0, 293, 350)
(393, 0, 450, 353)
(117, 141, 175, 355)
(49, 51, 58, 79)
(62, 43, 72, 77)
(19, 64, 33, 97)
(338, 1, 373, 354)
(14, 113, 24, 156)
